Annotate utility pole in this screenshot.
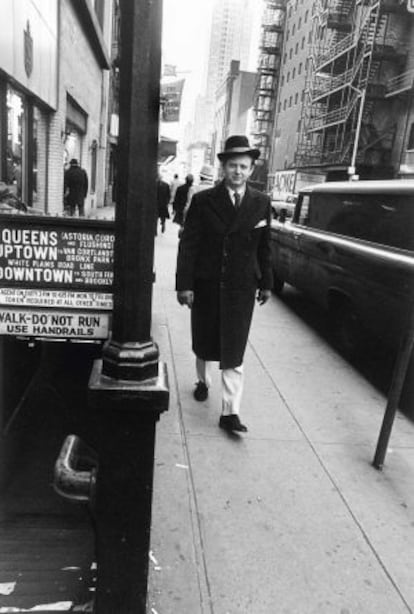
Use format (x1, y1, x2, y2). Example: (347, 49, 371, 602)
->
(88, 1, 169, 612)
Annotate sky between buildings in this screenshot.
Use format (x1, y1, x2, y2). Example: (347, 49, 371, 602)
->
(161, 0, 263, 143)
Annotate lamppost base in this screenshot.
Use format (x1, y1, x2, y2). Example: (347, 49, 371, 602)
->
(88, 358, 169, 614)
(101, 338, 160, 381)
(89, 358, 169, 414)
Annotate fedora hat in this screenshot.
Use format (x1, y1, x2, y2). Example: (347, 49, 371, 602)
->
(199, 164, 214, 181)
(217, 135, 260, 161)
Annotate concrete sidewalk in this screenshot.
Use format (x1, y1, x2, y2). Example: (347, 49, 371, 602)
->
(148, 222, 414, 614)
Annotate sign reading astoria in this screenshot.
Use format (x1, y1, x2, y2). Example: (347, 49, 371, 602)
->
(0, 215, 115, 340)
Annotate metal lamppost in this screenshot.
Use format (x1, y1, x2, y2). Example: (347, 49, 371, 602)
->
(88, 1, 169, 612)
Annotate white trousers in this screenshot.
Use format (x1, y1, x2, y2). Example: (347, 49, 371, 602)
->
(196, 357, 244, 415)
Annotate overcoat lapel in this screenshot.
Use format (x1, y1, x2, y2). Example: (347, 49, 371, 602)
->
(228, 185, 260, 234)
(207, 182, 236, 229)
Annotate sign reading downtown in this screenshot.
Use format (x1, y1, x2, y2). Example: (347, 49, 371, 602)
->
(0, 215, 115, 340)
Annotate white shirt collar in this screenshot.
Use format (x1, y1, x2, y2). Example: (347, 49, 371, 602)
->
(226, 184, 246, 205)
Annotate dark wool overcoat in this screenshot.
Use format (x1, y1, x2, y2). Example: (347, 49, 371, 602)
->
(157, 179, 171, 220)
(176, 181, 273, 369)
(64, 166, 88, 207)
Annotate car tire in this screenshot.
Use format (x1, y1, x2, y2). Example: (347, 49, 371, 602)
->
(330, 301, 364, 358)
(272, 271, 284, 295)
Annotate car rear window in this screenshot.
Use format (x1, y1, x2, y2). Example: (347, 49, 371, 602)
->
(307, 192, 414, 251)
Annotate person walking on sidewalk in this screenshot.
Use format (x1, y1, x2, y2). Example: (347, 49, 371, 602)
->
(173, 173, 194, 228)
(157, 173, 171, 233)
(64, 159, 88, 217)
(175, 135, 272, 433)
(182, 164, 215, 223)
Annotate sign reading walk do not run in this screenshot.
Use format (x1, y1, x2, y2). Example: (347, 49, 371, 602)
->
(0, 214, 115, 341)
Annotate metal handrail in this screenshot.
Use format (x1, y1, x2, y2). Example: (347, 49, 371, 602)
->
(54, 434, 98, 502)
(314, 6, 374, 69)
(386, 68, 414, 96)
(308, 89, 360, 131)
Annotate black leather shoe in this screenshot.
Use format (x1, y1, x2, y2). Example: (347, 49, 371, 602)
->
(193, 381, 208, 402)
(219, 414, 248, 433)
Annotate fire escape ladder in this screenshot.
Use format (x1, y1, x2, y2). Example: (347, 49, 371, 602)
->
(252, 0, 286, 188)
(296, 0, 385, 168)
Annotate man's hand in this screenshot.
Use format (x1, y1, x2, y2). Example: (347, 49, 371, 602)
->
(177, 290, 194, 308)
(257, 289, 271, 305)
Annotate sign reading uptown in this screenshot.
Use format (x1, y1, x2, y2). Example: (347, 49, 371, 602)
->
(0, 215, 115, 340)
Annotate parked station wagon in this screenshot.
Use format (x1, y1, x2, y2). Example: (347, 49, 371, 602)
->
(270, 180, 414, 355)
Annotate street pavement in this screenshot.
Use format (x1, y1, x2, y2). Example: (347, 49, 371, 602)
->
(148, 220, 414, 614)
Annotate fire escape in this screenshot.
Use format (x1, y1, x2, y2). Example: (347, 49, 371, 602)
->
(252, 0, 286, 188)
(296, 0, 410, 177)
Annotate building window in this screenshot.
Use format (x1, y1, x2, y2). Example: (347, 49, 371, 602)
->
(407, 123, 414, 150)
(281, 75, 285, 86)
(295, 92, 299, 104)
(278, 102, 282, 113)
(286, 28, 289, 41)
(292, 67, 296, 79)
(289, 96, 292, 107)
(4, 87, 26, 203)
(308, 31, 312, 43)
(287, 71, 290, 82)
(288, 6, 292, 17)
(295, 42, 299, 54)
(298, 62, 302, 74)
(292, 24, 296, 35)
(283, 99, 287, 110)
(298, 17, 302, 29)
(297, 119, 301, 132)
(283, 53, 287, 64)
(289, 48, 293, 59)
(305, 9, 309, 22)
(0, 83, 48, 210)
(302, 36, 305, 49)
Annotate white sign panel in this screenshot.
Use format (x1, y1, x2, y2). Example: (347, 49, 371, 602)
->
(0, 289, 113, 310)
(272, 170, 297, 201)
(408, 0, 414, 13)
(0, 310, 110, 340)
(0, 0, 58, 109)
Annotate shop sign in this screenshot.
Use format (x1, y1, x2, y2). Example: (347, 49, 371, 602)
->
(272, 170, 297, 200)
(272, 170, 326, 200)
(161, 78, 185, 122)
(0, 215, 114, 340)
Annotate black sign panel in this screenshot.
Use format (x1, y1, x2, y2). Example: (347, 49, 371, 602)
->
(0, 215, 115, 290)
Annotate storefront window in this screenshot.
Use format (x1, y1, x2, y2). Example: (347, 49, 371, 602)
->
(6, 87, 26, 204)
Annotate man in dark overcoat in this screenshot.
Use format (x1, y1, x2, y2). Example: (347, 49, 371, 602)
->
(64, 159, 88, 217)
(176, 135, 272, 433)
(157, 174, 171, 233)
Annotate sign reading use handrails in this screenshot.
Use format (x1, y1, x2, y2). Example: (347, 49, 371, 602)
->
(0, 214, 114, 341)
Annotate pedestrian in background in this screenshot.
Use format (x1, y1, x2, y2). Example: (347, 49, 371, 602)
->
(184, 164, 215, 218)
(157, 174, 171, 233)
(64, 159, 88, 217)
(170, 173, 181, 204)
(173, 173, 194, 228)
(176, 135, 273, 433)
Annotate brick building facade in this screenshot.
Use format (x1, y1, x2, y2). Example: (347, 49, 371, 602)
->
(0, 0, 113, 216)
(256, 0, 414, 194)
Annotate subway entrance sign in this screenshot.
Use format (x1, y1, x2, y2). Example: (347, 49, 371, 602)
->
(0, 214, 114, 340)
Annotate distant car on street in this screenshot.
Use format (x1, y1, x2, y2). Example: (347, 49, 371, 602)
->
(270, 179, 414, 356)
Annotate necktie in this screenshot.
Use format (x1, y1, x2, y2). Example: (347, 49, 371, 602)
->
(234, 192, 241, 209)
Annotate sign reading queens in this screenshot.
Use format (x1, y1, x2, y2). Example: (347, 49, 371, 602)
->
(0, 215, 114, 340)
